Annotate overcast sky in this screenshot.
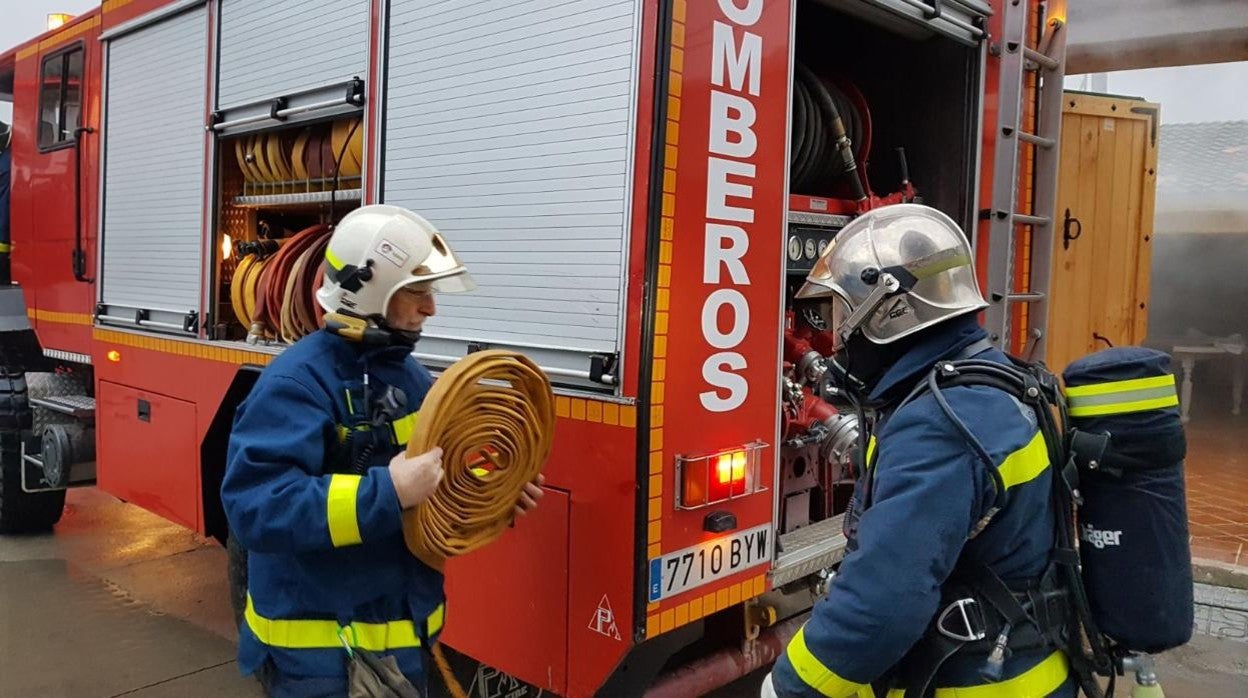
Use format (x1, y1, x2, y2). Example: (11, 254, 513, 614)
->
(4, 1, 1245, 125)
(1067, 61, 1248, 124)
(1, 0, 99, 122)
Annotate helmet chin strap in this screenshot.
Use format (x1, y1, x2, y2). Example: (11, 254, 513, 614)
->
(377, 317, 422, 349)
(324, 312, 422, 349)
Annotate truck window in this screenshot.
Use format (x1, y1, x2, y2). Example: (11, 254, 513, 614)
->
(38, 46, 83, 149)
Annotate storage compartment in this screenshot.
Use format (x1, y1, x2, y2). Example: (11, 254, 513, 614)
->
(787, 0, 984, 227)
(440, 488, 570, 695)
(774, 0, 984, 542)
(96, 382, 199, 530)
(209, 114, 364, 345)
(98, 5, 209, 335)
(380, 0, 644, 392)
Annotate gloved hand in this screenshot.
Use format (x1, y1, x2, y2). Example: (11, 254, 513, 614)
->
(760, 671, 779, 698)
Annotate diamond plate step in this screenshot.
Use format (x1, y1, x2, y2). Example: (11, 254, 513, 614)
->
(29, 395, 95, 419)
(770, 514, 847, 588)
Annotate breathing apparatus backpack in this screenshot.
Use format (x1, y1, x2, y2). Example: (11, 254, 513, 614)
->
(903, 345, 1192, 697)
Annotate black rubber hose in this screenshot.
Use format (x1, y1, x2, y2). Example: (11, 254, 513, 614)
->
(793, 78, 819, 189)
(790, 63, 866, 199)
(791, 76, 808, 170)
(801, 65, 866, 200)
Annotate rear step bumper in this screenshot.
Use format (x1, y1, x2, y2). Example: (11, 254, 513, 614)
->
(770, 514, 847, 588)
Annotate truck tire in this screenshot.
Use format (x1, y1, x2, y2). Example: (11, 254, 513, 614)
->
(227, 533, 249, 631)
(0, 371, 66, 533)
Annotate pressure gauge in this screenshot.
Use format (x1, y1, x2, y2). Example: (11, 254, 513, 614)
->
(818, 239, 830, 256)
(805, 238, 817, 259)
(788, 235, 802, 261)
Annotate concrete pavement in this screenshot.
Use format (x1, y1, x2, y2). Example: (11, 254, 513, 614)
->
(1, 488, 1245, 697)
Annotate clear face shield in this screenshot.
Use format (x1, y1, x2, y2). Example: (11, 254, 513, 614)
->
(417, 233, 477, 293)
(814, 294, 852, 354)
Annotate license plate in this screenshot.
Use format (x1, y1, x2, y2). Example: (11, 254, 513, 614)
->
(648, 524, 772, 602)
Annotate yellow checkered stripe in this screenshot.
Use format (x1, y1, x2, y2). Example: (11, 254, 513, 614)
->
(646, 574, 766, 638)
(29, 308, 93, 326)
(1065, 375, 1179, 418)
(644, 0, 687, 626)
(245, 593, 445, 651)
(93, 329, 276, 366)
(553, 396, 636, 427)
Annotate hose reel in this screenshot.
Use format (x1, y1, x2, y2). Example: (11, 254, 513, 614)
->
(790, 63, 871, 199)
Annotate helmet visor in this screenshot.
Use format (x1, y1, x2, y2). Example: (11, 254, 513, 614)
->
(815, 293, 852, 352)
(795, 246, 840, 300)
(414, 233, 476, 293)
(430, 271, 477, 294)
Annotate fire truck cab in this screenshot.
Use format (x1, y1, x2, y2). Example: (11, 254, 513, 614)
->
(0, 0, 1073, 695)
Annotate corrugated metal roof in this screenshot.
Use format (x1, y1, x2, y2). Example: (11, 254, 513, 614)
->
(1158, 121, 1248, 193)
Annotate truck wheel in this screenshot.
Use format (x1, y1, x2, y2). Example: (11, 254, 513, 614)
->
(227, 533, 248, 630)
(0, 371, 66, 533)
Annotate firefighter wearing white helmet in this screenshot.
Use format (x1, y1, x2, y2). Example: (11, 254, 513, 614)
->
(763, 204, 1078, 697)
(317, 204, 476, 345)
(223, 204, 542, 696)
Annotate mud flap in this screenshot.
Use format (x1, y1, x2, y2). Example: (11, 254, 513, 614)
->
(0, 286, 50, 373)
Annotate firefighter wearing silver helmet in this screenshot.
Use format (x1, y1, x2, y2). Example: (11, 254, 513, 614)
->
(763, 204, 1077, 697)
(794, 203, 988, 394)
(223, 205, 542, 697)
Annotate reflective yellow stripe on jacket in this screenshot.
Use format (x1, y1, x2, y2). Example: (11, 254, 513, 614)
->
(245, 594, 445, 651)
(1065, 374, 1179, 417)
(787, 626, 867, 697)
(865, 431, 1048, 491)
(870, 650, 1069, 697)
(326, 474, 362, 547)
(391, 410, 419, 446)
(787, 628, 1068, 697)
(335, 410, 420, 447)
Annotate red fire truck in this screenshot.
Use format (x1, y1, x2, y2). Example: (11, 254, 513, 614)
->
(0, 0, 1071, 695)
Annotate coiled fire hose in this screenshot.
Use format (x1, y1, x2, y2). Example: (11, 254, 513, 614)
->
(401, 349, 555, 569)
(399, 349, 555, 697)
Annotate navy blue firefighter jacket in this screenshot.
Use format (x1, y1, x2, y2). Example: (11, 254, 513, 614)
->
(772, 317, 1076, 697)
(221, 328, 444, 687)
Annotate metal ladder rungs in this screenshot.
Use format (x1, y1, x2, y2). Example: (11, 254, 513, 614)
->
(1017, 130, 1055, 149)
(1012, 213, 1051, 227)
(1008, 293, 1046, 303)
(992, 291, 1046, 303)
(1023, 46, 1059, 72)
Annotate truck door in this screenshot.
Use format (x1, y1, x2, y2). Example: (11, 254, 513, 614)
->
(29, 37, 96, 352)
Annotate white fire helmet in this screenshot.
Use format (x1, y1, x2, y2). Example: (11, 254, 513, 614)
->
(316, 204, 476, 319)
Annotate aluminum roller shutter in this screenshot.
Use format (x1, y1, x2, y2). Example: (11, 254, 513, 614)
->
(383, 0, 642, 388)
(216, 0, 369, 128)
(100, 5, 208, 331)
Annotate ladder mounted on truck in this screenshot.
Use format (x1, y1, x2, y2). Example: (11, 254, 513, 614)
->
(983, 0, 1068, 359)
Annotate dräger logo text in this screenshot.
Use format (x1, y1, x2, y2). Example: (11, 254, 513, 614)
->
(1081, 524, 1123, 549)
